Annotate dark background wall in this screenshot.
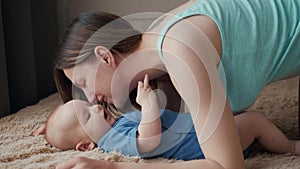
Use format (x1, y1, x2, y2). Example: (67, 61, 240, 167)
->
(0, 0, 191, 119)
(0, 0, 57, 117)
(56, 0, 187, 40)
(0, 0, 188, 118)
(0, 1, 10, 117)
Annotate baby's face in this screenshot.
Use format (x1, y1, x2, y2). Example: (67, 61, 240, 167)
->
(54, 100, 116, 144)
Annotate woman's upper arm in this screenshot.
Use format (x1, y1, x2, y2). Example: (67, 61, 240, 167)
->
(161, 17, 245, 169)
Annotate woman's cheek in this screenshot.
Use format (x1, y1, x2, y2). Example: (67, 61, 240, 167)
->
(112, 96, 127, 108)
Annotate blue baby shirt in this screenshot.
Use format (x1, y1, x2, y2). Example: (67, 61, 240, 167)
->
(98, 110, 250, 160)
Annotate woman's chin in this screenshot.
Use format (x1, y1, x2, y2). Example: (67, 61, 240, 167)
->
(106, 98, 114, 105)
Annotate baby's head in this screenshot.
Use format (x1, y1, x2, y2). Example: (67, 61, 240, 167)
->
(45, 100, 118, 151)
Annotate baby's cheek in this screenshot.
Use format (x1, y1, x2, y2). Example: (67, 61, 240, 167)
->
(85, 119, 111, 143)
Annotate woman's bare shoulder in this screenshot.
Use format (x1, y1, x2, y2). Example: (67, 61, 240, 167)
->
(164, 15, 222, 60)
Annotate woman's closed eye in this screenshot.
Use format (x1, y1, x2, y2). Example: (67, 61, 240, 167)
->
(87, 111, 91, 121)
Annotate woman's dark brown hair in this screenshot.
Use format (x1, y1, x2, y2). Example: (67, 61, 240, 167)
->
(54, 12, 142, 107)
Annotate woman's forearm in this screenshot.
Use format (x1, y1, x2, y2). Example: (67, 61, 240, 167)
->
(56, 156, 225, 169)
(114, 159, 224, 169)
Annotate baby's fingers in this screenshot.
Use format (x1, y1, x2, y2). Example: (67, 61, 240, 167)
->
(138, 81, 144, 90)
(143, 74, 149, 88)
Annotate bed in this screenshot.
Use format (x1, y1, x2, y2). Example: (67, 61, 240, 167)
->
(0, 78, 299, 169)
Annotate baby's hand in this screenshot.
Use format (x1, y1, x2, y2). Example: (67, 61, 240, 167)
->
(31, 124, 46, 136)
(136, 74, 157, 107)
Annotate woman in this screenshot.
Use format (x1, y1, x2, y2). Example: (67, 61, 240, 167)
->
(52, 0, 299, 168)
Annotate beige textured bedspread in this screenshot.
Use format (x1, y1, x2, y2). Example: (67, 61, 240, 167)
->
(1, 78, 299, 169)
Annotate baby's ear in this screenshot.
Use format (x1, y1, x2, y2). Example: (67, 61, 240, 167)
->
(75, 141, 96, 151)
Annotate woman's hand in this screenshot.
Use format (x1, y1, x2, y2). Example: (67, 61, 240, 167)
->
(31, 124, 46, 136)
(136, 74, 157, 108)
(56, 157, 115, 169)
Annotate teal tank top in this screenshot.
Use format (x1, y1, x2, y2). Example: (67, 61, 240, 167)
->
(154, 0, 300, 113)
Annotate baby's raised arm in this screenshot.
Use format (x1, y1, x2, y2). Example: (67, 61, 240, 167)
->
(136, 74, 161, 153)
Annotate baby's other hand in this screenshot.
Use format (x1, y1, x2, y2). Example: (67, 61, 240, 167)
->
(31, 124, 46, 136)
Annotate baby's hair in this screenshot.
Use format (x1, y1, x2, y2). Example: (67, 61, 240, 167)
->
(44, 106, 61, 148)
(44, 104, 82, 150)
(44, 102, 123, 150)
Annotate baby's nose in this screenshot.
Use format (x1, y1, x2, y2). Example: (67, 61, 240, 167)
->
(91, 104, 102, 114)
(86, 94, 97, 104)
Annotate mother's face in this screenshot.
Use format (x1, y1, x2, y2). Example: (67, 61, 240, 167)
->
(63, 48, 117, 105)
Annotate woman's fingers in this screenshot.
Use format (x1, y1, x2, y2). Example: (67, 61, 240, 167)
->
(56, 157, 78, 169)
(56, 157, 113, 169)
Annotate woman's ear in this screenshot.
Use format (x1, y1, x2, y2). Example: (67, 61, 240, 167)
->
(94, 46, 117, 68)
(75, 141, 96, 151)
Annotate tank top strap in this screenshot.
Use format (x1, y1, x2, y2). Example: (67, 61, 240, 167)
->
(156, 15, 182, 62)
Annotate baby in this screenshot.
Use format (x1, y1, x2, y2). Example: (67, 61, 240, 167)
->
(45, 75, 300, 160)
(46, 74, 161, 154)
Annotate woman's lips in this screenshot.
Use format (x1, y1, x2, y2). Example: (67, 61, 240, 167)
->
(97, 95, 114, 105)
